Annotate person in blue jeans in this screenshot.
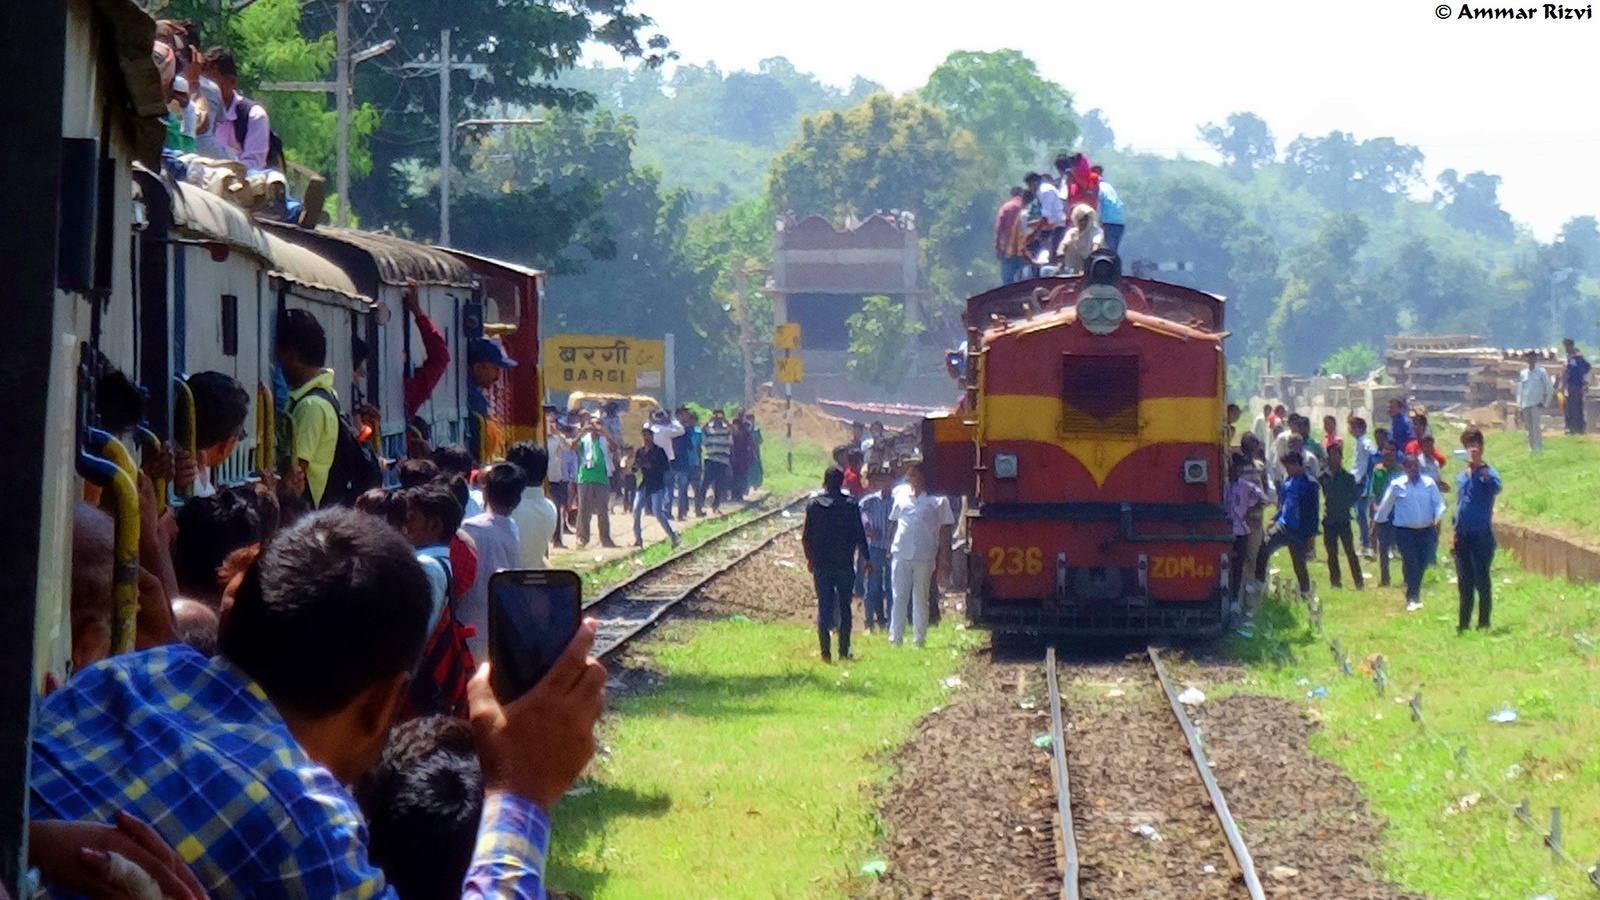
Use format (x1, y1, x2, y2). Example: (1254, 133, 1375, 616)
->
(631, 426, 679, 549)
(1454, 428, 1502, 632)
(802, 468, 869, 663)
(858, 474, 895, 630)
(669, 407, 702, 521)
(1254, 451, 1319, 597)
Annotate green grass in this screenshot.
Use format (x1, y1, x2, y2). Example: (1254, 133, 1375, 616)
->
(546, 617, 981, 899)
(1227, 547, 1600, 899)
(1481, 430, 1600, 544)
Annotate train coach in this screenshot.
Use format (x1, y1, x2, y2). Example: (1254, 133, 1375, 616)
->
(924, 252, 1234, 637)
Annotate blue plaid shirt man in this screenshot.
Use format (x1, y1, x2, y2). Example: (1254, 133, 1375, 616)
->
(32, 645, 549, 899)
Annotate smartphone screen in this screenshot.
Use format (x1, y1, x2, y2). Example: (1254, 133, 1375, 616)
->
(488, 569, 583, 703)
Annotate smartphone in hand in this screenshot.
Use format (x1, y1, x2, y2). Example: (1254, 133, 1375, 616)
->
(488, 569, 583, 703)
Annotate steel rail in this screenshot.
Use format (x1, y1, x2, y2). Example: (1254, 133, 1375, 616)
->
(1147, 646, 1267, 900)
(1045, 646, 1081, 900)
(586, 494, 811, 660)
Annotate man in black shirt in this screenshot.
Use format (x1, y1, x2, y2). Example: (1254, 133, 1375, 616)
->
(631, 426, 678, 549)
(802, 468, 870, 662)
(1319, 442, 1364, 590)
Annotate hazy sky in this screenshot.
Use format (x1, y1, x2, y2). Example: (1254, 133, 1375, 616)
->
(589, 0, 1599, 240)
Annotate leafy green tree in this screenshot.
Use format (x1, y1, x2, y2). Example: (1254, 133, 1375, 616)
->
(1079, 108, 1116, 154)
(920, 49, 1077, 174)
(1283, 131, 1423, 212)
(1433, 169, 1514, 241)
(847, 295, 924, 390)
(322, 0, 669, 229)
(1266, 211, 1376, 371)
(1116, 173, 1282, 353)
(1197, 112, 1275, 179)
(767, 92, 996, 319)
(1323, 343, 1381, 379)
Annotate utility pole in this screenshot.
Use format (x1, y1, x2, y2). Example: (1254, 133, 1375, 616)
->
(400, 30, 489, 246)
(260, 1, 391, 227)
(437, 28, 450, 244)
(334, 0, 349, 225)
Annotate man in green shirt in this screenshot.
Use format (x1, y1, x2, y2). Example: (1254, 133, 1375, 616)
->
(276, 309, 339, 509)
(1366, 442, 1402, 587)
(1319, 443, 1364, 589)
(574, 419, 618, 548)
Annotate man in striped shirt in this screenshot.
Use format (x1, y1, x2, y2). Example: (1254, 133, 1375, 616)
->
(700, 409, 734, 513)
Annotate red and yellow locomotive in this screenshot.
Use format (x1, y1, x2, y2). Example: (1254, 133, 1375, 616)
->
(925, 253, 1233, 636)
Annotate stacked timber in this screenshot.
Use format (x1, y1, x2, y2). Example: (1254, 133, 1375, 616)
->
(1383, 334, 1495, 411)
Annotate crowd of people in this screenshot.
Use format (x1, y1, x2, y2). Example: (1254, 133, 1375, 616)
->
(1227, 396, 1502, 633)
(541, 403, 766, 551)
(992, 151, 1126, 285)
(799, 428, 956, 661)
(33, 367, 600, 897)
(151, 19, 303, 219)
(29, 296, 780, 895)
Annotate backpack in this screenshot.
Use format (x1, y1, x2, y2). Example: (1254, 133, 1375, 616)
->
(290, 387, 383, 508)
(403, 555, 477, 720)
(232, 98, 285, 170)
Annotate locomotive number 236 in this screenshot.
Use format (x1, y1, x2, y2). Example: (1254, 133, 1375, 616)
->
(987, 546, 1044, 576)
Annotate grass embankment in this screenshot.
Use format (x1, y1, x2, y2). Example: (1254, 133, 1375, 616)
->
(577, 438, 829, 596)
(1229, 542, 1600, 898)
(547, 618, 982, 898)
(1480, 430, 1600, 544)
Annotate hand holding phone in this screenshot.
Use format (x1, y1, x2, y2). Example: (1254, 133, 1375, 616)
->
(468, 619, 606, 811)
(488, 569, 583, 703)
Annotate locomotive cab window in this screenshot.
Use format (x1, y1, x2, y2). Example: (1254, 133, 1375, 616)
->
(1060, 355, 1139, 435)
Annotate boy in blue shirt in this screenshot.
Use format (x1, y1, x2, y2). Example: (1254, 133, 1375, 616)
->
(1454, 427, 1502, 632)
(1254, 451, 1320, 597)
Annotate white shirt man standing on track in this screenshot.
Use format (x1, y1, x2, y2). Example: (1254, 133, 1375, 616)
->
(886, 465, 954, 649)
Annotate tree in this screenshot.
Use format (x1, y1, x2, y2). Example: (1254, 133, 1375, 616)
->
(1079, 109, 1116, 154)
(847, 295, 924, 390)
(1197, 112, 1276, 179)
(920, 49, 1077, 174)
(1116, 174, 1282, 353)
(1266, 211, 1375, 371)
(1283, 131, 1423, 212)
(718, 72, 798, 146)
(1323, 344, 1381, 379)
(324, 0, 671, 229)
(768, 92, 997, 322)
(1433, 169, 1514, 241)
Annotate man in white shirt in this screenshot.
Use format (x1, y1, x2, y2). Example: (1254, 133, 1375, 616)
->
(1373, 452, 1446, 612)
(1516, 350, 1554, 452)
(202, 46, 271, 170)
(507, 441, 558, 569)
(887, 465, 955, 649)
(645, 407, 686, 461)
(459, 463, 525, 657)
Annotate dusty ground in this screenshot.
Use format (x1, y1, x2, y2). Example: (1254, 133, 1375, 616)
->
(873, 652, 1428, 900)
(866, 649, 1059, 900)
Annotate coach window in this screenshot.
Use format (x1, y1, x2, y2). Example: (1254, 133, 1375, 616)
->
(221, 294, 238, 357)
(1060, 355, 1139, 435)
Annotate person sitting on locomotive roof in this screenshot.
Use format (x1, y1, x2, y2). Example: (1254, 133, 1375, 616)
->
(1092, 165, 1125, 252)
(1255, 450, 1320, 600)
(1056, 204, 1105, 275)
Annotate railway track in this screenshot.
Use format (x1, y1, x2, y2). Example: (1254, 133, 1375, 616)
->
(586, 494, 811, 659)
(1046, 645, 1266, 900)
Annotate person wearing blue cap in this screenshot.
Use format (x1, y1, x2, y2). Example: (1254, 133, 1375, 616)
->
(466, 337, 516, 461)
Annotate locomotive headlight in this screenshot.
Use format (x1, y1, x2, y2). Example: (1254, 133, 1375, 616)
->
(994, 452, 1019, 479)
(1183, 458, 1209, 484)
(1077, 284, 1127, 335)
